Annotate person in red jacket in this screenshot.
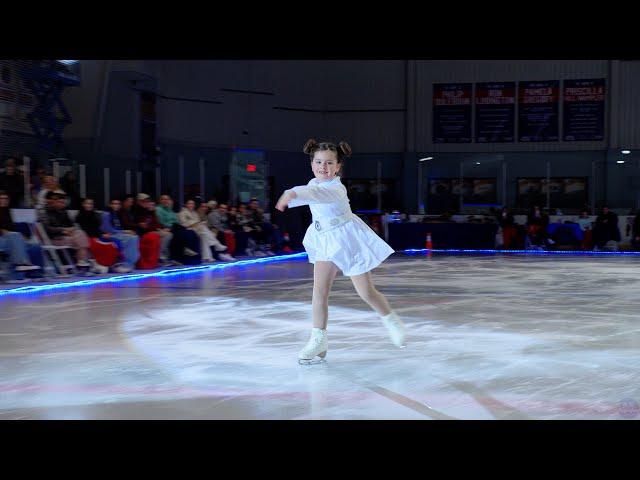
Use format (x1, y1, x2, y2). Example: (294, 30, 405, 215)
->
(75, 197, 121, 272)
(133, 194, 175, 267)
(631, 211, 640, 251)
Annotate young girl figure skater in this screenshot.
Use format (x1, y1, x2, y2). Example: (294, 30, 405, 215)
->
(275, 139, 406, 364)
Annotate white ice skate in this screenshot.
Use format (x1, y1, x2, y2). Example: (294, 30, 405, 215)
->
(298, 328, 328, 365)
(381, 311, 406, 348)
(89, 259, 109, 274)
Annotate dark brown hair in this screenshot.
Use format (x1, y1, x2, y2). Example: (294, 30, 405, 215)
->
(303, 139, 352, 162)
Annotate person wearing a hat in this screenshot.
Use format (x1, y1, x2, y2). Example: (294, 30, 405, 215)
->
(36, 175, 65, 211)
(178, 198, 231, 262)
(132, 193, 170, 268)
(39, 191, 91, 269)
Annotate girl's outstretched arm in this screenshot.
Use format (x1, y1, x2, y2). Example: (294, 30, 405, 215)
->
(275, 190, 297, 212)
(280, 182, 347, 210)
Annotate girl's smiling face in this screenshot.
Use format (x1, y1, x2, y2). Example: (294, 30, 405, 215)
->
(311, 150, 341, 181)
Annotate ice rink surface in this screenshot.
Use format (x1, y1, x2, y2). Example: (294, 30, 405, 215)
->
(1, 253, 639, 419)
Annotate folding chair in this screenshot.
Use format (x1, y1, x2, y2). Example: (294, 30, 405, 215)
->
(0, 249, 10, 282)
(33, 222, 77, 276)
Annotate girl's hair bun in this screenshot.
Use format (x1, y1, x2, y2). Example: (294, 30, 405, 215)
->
(303, 138, 319, 155)
(338, 141, 352, 158)
(303, 138, 352, 162)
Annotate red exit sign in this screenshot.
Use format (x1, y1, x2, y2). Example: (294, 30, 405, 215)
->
(246, 164, 257, 172)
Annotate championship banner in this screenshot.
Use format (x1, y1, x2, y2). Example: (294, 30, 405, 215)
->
(433, 83, 472, 143)
(563, 79, 605, 141)
(475, 82, 515, 143)
(518, 80, 559, 142)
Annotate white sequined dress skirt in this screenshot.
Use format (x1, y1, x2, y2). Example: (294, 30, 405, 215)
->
(302, 213, 394, 276)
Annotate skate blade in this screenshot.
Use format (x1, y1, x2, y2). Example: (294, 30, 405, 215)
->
(298, 358, 327, 366)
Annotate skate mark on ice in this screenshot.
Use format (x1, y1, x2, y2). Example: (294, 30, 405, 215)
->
(447, 380, 532, 420)
(331, 366, 458, 420)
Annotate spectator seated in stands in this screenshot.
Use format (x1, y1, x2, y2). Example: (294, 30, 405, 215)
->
(100, 198, 140, 272)
(38, 191, 91, 268)
(75, 197, 106, 239)
(525, 205, 550, 249)
(197, 201, 210, 223)
(265, 201, 295, 254)
(228, 204, 258, 255)
(119, 194, 160, 269)
(208, 202, 240, 258)
(0, 191, 41, 275)
(577, 210, 593, 231)
(156, 194, 201, 264)
(30, 167, 47, 199)
(632, 211, 640, 251)
(234, 203, 264, 257)
(248, 198, 278, 255)
(496, 207, 518, 249)
(200, 201, 235, 261)
(547, 222, 584, 250)
(576, 210, 593, 250)
(0, 157, 25, 208)
(134, 194, 176, 267)
(207, 202, 230, 239)
(75, 197, 127, 273)
(36, 175, 65, 210)
(229, 205, 240, 225)
(178, 199, 232, 263)
(60, 170, 81, 210)
(592, 206, 620, 251)
(118, 195, 138, 232)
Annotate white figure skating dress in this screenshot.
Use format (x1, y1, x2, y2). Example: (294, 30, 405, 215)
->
(286, 176, 394, 276)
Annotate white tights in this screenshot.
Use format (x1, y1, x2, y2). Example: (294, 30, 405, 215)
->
(311, 261, 392, 329)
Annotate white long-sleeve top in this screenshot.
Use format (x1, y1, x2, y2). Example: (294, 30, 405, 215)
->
(286, 176, 351, 220)
(178, 208, 202, 228)
(284, 175, 393, 276)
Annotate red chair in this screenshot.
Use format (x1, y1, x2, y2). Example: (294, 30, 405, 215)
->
(582, 229, 593, 250)
(502, 226, 518, 249)
(224, 231, 236, 256)
(89, 238, 120, 267)
(136, 232, 161, 269)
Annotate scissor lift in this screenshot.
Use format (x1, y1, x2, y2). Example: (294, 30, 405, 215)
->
(20, 60, 79, 155)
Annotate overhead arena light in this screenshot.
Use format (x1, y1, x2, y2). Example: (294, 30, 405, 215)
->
(419, 157, 433, 162)
(621, 150, 631, 154)
(617, 160, 625, 164)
